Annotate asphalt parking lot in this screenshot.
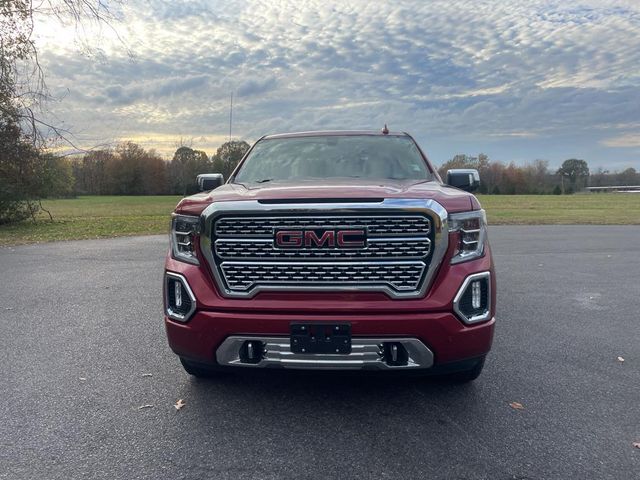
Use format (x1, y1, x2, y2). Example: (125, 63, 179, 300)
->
(1, 226, 639, 480)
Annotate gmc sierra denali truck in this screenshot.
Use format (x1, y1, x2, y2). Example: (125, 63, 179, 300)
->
(164, 129, 495, 382)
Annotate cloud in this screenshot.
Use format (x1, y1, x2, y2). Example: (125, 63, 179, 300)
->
(601, 133, 640, 148)
(102, 75, 210, 105)
(236, 76, 278, 97)
(31, 0, 640, 167)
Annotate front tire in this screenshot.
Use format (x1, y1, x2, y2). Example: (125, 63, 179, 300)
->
(180, 358, 217, 378)
(443, 357, 485, 383)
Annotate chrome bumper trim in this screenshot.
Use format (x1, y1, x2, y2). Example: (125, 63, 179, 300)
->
(216, 336, 434, 370)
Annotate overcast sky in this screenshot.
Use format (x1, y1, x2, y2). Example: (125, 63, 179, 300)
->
(35, 0, 640, 170)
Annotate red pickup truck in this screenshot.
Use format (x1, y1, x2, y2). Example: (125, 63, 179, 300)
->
(164, 130, 495, 382)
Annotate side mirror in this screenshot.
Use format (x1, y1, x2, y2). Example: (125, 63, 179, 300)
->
(197, 173, 224, 191)
(446, 169, 480, 192)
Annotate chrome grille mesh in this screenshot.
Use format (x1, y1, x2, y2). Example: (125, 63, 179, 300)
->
(221, 262, 425, 291)
(215, 216, 430, 237)
(210, 213, 435, 296)
(215, 238, 430, 260)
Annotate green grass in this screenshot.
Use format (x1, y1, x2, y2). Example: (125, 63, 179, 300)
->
(0, 196, 182, 245)
(0, 194, 638, 246)
(478, 194, 640, 225)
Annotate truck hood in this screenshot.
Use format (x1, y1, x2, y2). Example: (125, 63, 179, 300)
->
(175, 178, 480, 216)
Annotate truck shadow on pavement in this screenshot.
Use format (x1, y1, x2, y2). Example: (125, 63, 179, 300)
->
(178, 369, 485, 420)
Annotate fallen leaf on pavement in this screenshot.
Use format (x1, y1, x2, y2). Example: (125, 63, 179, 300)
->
(138, 404, 154, 410)
(633, 442, 640, 449)
(79, 377, 86, 381)
(174, 399, 186, 411)
(141, 373, 153, 377)
(617, 356, 625, 363)
(509, 402, 524, 410)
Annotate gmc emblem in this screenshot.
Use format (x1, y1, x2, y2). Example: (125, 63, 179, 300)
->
(274, 229, 367, 249)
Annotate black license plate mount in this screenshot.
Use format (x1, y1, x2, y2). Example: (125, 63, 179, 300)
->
(290, 323, 351, 354)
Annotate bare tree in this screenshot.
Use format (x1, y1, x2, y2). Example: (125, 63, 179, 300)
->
(1, 0, 125, 148)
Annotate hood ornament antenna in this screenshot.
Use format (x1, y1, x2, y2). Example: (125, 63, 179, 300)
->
(381, 124, 389, 135)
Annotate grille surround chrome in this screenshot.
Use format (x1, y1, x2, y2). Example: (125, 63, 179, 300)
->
(200, 199, 449, 299)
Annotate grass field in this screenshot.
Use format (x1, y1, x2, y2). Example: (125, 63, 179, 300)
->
(0, 194, 639, 245)
(0, 196, 182, 245)
(477, 193, 640, 225)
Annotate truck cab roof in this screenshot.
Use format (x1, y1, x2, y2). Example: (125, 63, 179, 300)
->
(261, 130, 409, 140)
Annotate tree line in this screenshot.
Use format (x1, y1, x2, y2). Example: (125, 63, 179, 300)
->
(72, 140, 250, 196)
(438, 154, 637, 194)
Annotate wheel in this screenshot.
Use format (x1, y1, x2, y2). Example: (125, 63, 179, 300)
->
(180, 357, 217, 378)
(443, 357, 485, 383)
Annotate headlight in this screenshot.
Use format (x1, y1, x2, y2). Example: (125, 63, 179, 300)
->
(448, 209, 487, 264)
(171, 214, 200, 265)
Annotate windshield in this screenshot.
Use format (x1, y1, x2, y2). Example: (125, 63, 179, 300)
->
(233, 135, 433, 183)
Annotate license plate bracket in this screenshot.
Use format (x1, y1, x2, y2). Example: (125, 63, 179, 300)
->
(290, 323, 351, 354)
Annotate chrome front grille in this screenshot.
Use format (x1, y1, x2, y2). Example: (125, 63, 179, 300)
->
(200, 200, 449, 299)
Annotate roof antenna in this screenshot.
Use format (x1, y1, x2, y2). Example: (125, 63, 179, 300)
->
(381, 124, 389, 135)
(229, 91, 233, 142)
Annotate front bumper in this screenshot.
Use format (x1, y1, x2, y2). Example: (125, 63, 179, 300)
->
(164, 310, 495, 371)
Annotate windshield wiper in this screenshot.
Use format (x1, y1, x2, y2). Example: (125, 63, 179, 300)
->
(254, 178, 274, 183)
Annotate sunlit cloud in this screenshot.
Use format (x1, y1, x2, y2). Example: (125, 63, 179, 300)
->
(601, 134, 640, 148)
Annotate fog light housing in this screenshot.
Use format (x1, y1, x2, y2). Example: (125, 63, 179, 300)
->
(383, 342, 409, 366)
(453, 272, 491, 324)
(165, 272, 196, 322)
(239, 340, 264, 364)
